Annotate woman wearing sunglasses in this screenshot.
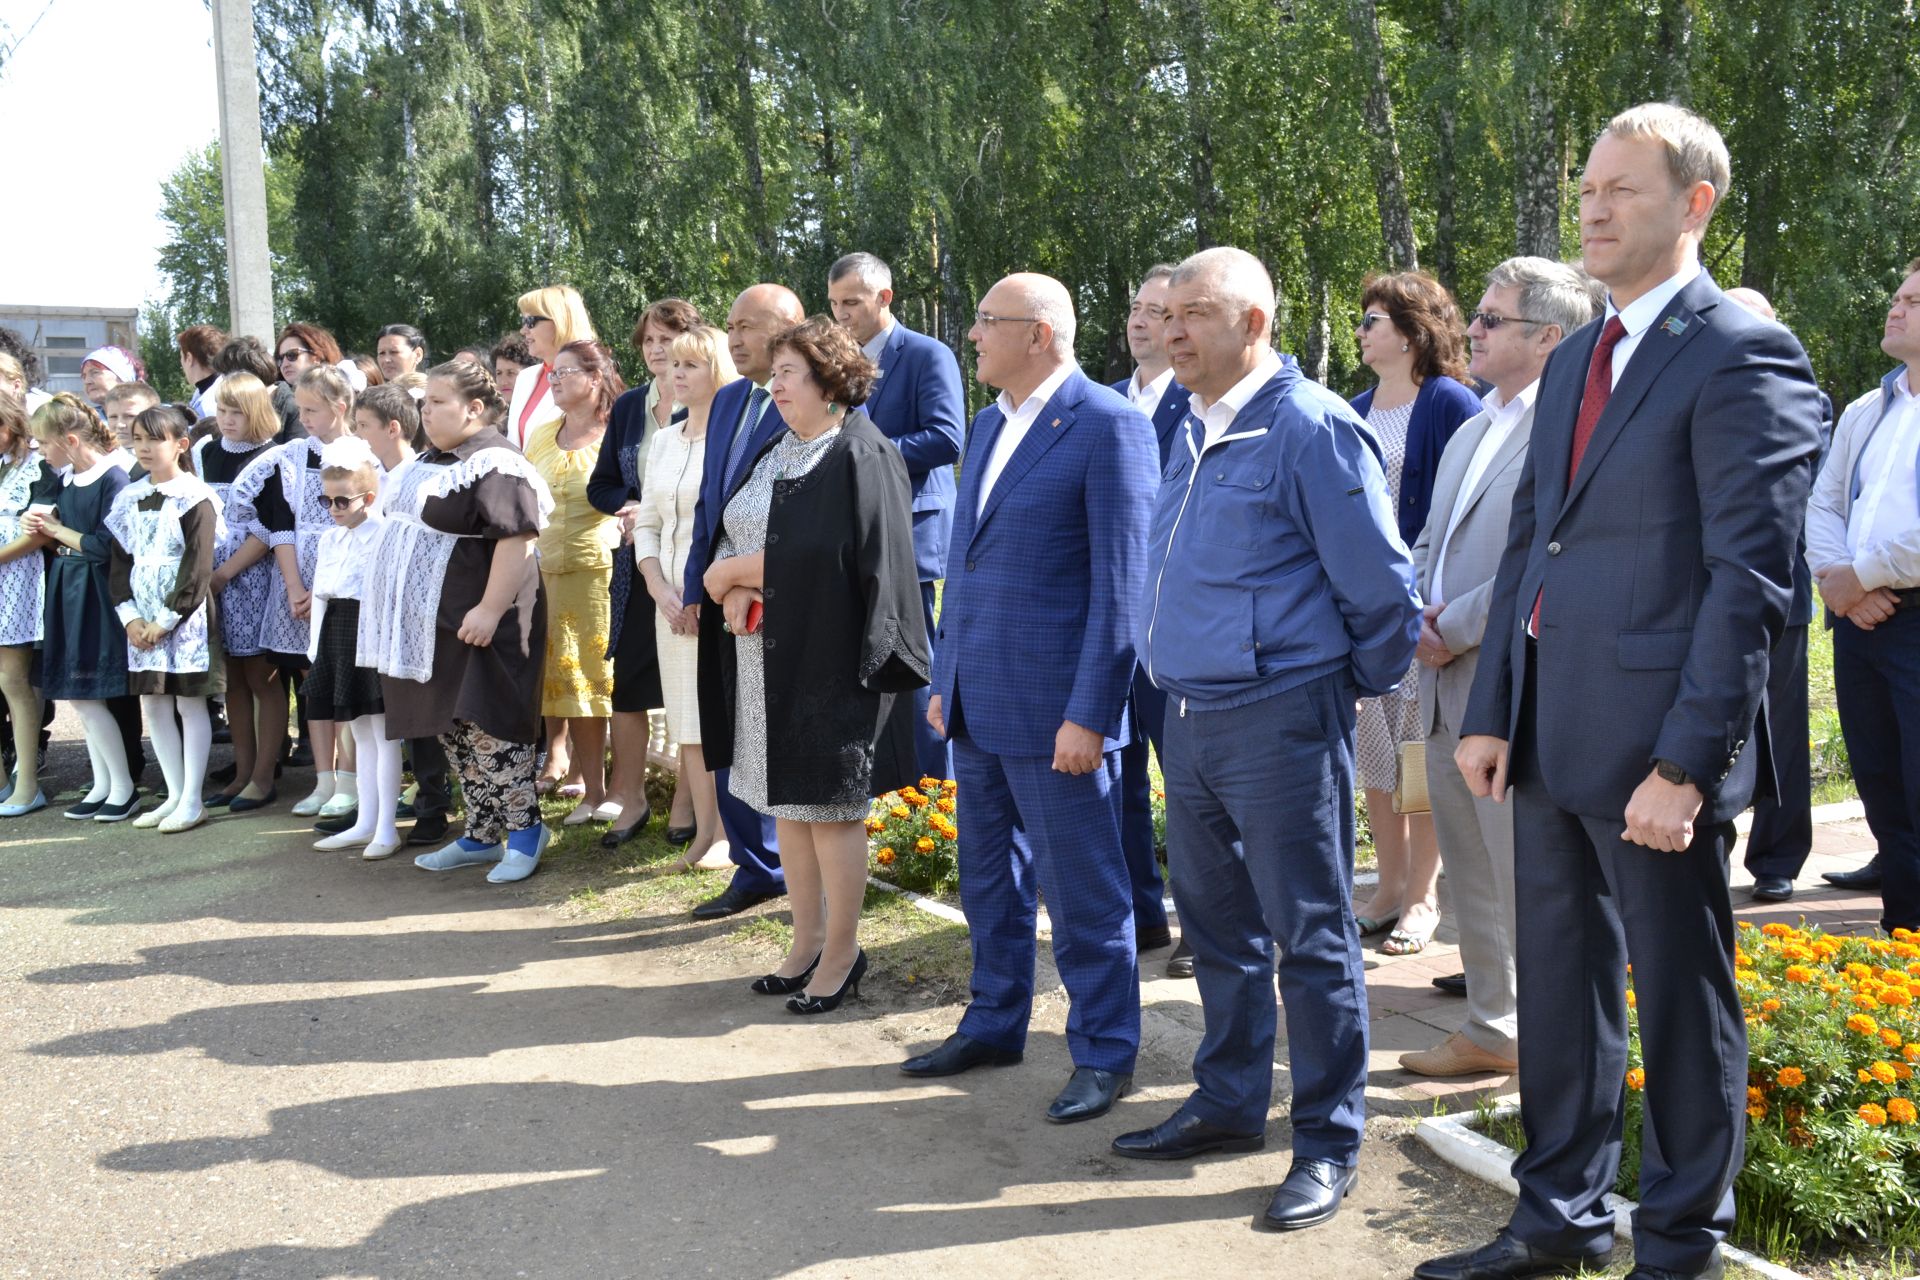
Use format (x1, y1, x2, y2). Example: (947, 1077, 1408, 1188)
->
(507, 287, 598, 450)
(1347, 271, 1480, 958)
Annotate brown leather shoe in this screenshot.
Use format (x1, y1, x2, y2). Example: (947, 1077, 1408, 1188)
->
(1399, 1032, 1518, 1077)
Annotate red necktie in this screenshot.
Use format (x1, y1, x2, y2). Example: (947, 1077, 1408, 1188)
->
(1531, 315, 1628, 635)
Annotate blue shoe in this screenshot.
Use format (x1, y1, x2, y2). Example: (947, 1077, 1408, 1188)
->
(413, 838, 503, 872)
(0, 790, 46, 818)
(487, 825, 551, 883)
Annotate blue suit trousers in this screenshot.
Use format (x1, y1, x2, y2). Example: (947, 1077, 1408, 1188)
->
(952, 731, 1139, 1072)
(1162, 672, 1368, 1162)
(715, 766, 782, 894)
(1118, 671, 1170, 935)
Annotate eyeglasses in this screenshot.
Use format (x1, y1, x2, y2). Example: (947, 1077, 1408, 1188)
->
(277, 348, 313, 363)
(1468, 311, 1549, 331)
(974, 310, 1038, 327)
(547, 367, 587, 383)
(519, 314, 549, 330)
(1357, 312, 1392, 332)
(323, 493, 371, 510)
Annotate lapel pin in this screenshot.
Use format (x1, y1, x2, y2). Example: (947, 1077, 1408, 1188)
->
(1661, 316, 1689, 336)
(1051, 417, 1062, 428)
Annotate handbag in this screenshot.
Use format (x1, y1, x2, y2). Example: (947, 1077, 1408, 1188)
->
(1393, 739, 1430, 815)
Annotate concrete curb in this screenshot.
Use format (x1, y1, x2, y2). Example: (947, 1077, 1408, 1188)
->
(1412, 1104, 1913, 1280)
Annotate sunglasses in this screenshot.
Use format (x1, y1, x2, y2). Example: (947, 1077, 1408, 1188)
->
(323, 492, 372, 510)
(1357, 312, 1392, 332)
(277, 348, 314, 363)
(519, 314, 549, 330)
(1468, 311, 1548, 331)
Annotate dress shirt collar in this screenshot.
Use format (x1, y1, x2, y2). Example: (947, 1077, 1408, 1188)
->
(1187, 348, 1285, 428)
(861, 316, 896, 367)
(995, 360, 1078, 429)
(1128, 365, 1174, 407)
(1897, 368, 1916, 401)
(67, 453, 119, 487)
(1606, 257, 1702, 338)
(1482, 377, 1541, 427)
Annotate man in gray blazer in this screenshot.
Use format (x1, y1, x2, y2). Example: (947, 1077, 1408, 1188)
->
(1401, 257, 1599, 1078)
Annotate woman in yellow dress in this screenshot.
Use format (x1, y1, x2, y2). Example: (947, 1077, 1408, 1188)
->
(524, 340, 625, 825)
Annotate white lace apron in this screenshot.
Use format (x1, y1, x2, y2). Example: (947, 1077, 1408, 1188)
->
(104, 474, 227, 675)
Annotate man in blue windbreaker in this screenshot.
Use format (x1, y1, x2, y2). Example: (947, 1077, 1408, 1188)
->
(1111, 247, 1420, 1234)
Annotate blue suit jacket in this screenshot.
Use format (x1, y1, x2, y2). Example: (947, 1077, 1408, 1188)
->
(1108, 373, 1191, 470)
(863, 322, 965, 581)
(1351, 374, 1481, 546)
(1461, 273, 1825, 824)
(683, 377, 789, 606)
(932, 368, 1159, 758)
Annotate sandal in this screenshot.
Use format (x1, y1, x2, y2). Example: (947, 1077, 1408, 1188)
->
(1355, 912, 1401, 937)
(1382, 914, 1440, 956)
(534, 776, 560, 797)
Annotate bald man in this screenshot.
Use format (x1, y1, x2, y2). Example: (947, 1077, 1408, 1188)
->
(904, 273, 1159, 1126)
(683, 283, 806, 920)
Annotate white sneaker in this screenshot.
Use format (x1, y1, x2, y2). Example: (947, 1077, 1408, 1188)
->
(414, 839, 503, 871)
(361, 840, 403, 861)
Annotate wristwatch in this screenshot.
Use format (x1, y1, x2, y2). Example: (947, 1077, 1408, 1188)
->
(1653, 758, 1692, 787)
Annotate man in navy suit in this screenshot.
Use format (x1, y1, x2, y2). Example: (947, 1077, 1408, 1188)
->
(900, 273, 1158, 1127)
(827, 252, 965, 781)
(681, 282, 805, 920)
(1112, 247, 1419, 1233)
(1420, 105, 1824, 1280)
(1108, 263, 1189, 968)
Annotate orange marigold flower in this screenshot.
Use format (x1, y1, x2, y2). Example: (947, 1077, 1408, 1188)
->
(905, 792, 930, 807)
(1859, 1103, 1889, 1127)
(1625, 1067, 1645, 1091)
(1761, 922, 1793, 937)
(942, 779, 957, 794)
(1784, 965, 1815, 983)
(1883, 1028, 1905, 1048)
(890, 805, 911, 819)
(915, 837, 935, 854)
(1746, 1102, 1768, 1120)
(1898, 1064, 1915, 1081)
(1776, 1067, 1807, 1088)
(1895, 927, 1916, 942)
(876, 847, 896, 865)
(1905, 1044, 1920, 1062)
(865, 817, 885, 834)
(1860, 1068, 1875, 1084)
(1848, 1013, 1882, 1036)
(1889, 1097, 1919, 1125)
(1787, 1125, 1816, 1148)
(1627, 989, 1638, 1008)
(1761, 999, 1782, 1012)
(1854, 994, 1883, 1012)
(1785, 1105, 1806, 1124)
(937, 797, 956, 814)
(1848, 963, 1875, 981)
(1870, 1061, 1900, 1085)
(1780, 942, 1816, 961)
(1879, 987, 1914, 1008)
(1746, 1086, 1765, 1106)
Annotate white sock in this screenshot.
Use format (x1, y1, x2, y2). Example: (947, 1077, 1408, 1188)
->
(75, 700, 132, 804)
(302, 770, 337, 806)
(177, 696, 210, 816)
(331, 765, 359, 804)
(141, 695, 184, 820)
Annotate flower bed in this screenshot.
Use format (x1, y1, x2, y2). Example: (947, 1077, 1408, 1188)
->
(867, 778, 959, 898)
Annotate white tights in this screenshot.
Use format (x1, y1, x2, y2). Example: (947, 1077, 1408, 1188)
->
(71, 700, 133, 806)
(141, 694, 210, 820)
(339, 713, 402, 847)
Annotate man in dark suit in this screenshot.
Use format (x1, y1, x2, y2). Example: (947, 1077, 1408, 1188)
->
(903, 272, 1159, 1126)
(680, 282, 804, 920)
(826, 252, 965, 782)
(1108, 263, 1187, 964)
(1418, 104, 1824, 1280)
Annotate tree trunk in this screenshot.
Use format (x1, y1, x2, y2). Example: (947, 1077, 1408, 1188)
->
(1431, 0, 1460, 292)
(731, 14, 774, 267)
(1512, 9, 1562, 260)
(1176, 0, 1221, 247)
(1303, 263, 1331, 386)
(1655, 0, 1693, 100)
(1345, 0, 1417, 269)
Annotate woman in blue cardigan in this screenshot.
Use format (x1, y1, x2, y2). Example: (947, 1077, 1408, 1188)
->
(1348, 270, 1480, 956)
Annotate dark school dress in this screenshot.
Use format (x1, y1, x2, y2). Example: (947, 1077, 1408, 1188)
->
(39, 462, 130, 699)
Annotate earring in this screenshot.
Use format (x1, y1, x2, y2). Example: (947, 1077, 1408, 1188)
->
(1401, 343, 1410, 352)
(829, 403, 842, 416)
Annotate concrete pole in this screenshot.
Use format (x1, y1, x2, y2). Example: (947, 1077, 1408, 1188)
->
(210, 0, 275, 341)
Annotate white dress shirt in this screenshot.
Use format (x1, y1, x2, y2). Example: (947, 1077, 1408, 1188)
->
(1432, 380, 1538, 596)
(1126, 366, 1175, 421)
(861, 316, 896, 367)
(1847, 369, 1920, 560)
(1188, 348, 1284, 452)
(977, 361, 1079, 516)
(1602, 258, 1703, 387)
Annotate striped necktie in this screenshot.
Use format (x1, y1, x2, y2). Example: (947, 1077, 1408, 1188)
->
(724, 386, 772, 490)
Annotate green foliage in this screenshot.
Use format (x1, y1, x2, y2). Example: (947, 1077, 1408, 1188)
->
(149, 0, 1920, 406)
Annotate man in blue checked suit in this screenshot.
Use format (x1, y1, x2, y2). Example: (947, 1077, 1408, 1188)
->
(1109, 263, 1189, 968)
(901, 272, 1159, 1127)
(827, 252, 966, 782)
(681, 283, 804, 921)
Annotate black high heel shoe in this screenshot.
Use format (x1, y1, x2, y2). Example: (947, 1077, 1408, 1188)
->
(751, 953, 821, 995)
(787, 950, 867, 1015)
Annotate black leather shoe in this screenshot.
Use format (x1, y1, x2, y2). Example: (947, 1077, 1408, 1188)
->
(1625, 1252, 1723, 1280)
(1413, 1229, 1611, 1280)
(1433, 972, 1469, 996)
(1749, 875, 1794, 902)
(600, 813, 650, 849)
(314, 807, 359, 834)
(1111, 1110, 1264, 1161)
(1046, 1067, 1132, 1123)
(751, 953, 820, 995)
(690, 882, 780, 920)
(900, 1031, 1023, 1077)
(407, 812, 450, 846)
(1261, 1158, 1357, 1231)
(63, 797, 106, 820)
(226, 789, 277, 814)
(1823, 858, 1882, 890)
(1137, 924, 1173, 952)
(664, 823, 696, 847)
(1165, 938, 1195, 979)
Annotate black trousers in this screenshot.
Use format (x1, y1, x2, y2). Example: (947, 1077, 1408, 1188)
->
(1507, 657, 1745, 1274)
(1744, 624, 1811, 878)
(1831, 609, 1920, 930)
(407, 735, 452, 819)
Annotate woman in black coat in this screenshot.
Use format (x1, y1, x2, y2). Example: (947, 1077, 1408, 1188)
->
(698, 316, 929, 1014)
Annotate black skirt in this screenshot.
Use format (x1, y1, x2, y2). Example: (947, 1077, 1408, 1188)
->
(300, 600, 383, 721)
(610, 583, 663, 714)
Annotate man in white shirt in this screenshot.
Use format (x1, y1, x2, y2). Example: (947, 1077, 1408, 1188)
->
(1805, 256, 1920, 935)
(1400, 257, 1599, 1079)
